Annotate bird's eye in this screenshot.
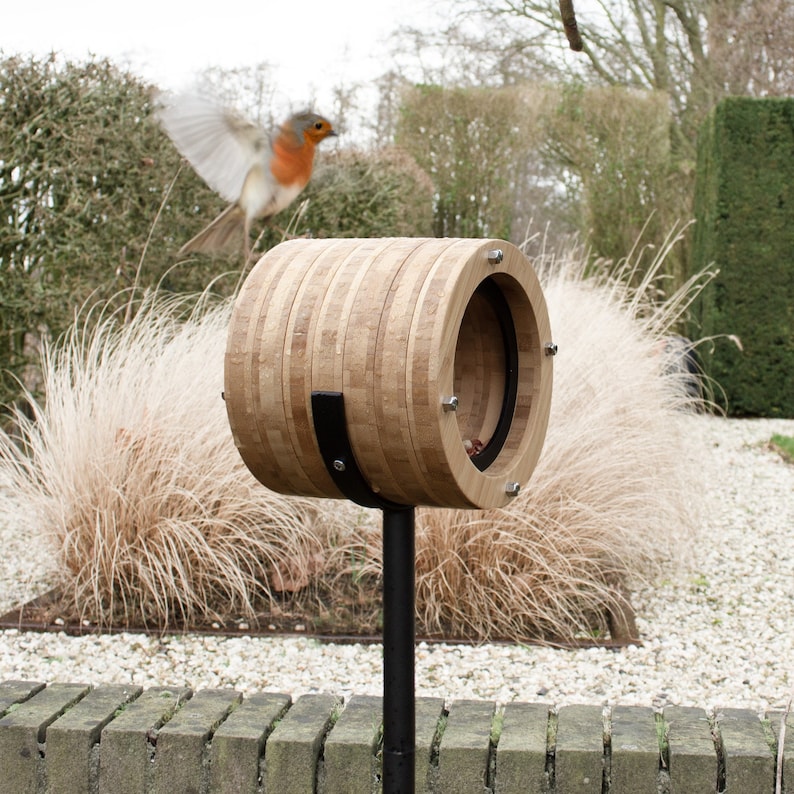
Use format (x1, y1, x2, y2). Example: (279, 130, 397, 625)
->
(314, 121, 324, 130)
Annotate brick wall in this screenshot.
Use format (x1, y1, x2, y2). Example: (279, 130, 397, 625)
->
(0, 680, 790, 793)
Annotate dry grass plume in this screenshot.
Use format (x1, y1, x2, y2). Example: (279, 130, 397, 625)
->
(0, 226, 713, 640)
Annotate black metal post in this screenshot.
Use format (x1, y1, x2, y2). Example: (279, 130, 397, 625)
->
(382, 505, 416, 794)
(309, 391, 416, 792)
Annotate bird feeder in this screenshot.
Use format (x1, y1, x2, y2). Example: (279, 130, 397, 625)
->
(224, 236, 553, 510)
(224, 236, 553, 793)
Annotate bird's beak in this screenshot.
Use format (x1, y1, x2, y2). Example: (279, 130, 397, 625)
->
(329, 129, 339, 136)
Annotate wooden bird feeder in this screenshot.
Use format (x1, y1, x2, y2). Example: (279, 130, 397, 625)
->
(224, 236, 553, 510)
(224, 236, 553, 793)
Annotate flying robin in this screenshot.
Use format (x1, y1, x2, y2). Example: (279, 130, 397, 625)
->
(156, 92, 337, 258)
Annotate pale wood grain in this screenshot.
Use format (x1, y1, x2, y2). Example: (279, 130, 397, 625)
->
(224, 237, 552, 508)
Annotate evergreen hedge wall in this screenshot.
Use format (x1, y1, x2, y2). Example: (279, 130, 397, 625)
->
(691, 97, 794, 417)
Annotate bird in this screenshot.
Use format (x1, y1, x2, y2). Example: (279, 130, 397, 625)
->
(155, 92, 337, 259)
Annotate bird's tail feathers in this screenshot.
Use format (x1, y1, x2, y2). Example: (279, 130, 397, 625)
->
(179, 205, 246, 255)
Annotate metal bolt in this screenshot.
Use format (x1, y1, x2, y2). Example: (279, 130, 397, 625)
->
(544, 342, 558, 357)
(332, 459, 346, 472)
(441, 395, 459, 412)
(505, 481, 521, 497)
(487, 249, 504, 265)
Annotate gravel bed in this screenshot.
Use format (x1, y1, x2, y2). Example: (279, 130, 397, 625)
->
(1, 415, 793, 713)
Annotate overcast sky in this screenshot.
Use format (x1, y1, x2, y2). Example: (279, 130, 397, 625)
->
(3, 0, 439, 117)
(3, 0, 599, 141)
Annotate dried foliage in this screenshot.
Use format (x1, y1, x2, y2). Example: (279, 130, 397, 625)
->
(410, 227, 713, 640)
(319, 228, 712, 642)
(0, 293, 351, 627)
(0, 229, 712, 640)
(0, 49, 715, 640)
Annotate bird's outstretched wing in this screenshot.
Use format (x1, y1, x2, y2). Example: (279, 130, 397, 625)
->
(155, 92, 274, 203)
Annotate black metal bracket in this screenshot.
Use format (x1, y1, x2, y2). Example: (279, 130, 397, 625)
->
(311, 389, 416, 794)
(310, 390, 411, 511)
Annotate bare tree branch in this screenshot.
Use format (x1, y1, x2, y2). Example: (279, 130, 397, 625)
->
(559, 0, 584, 50)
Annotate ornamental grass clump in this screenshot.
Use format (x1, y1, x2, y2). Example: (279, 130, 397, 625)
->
(0, 225, 714, 640)
(0, 293, 345, 628)
(412, 227, 714, 640)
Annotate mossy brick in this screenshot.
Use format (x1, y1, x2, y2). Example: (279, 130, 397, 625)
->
(664, 705, 718, 794)
(46, 683, 143, 794)
(99, 686, 192, 794)
(323, 694, 382, 794)
(716, 708, 775, 793)
(783, 710, 794, 794)
(152, 687, 242, 794)
(0, 682, 89, 794)
(265, 692, 342, 794)
(494, 701, 548, 794)
(438, 699, 495, 793)
(415, 696, 445, 793)
(208, 691, 291, 794)
(766, 710, 794, 793)
(609, 705, 660, 794)
(555, 704, 604, 793)
(0, 680, 45, 716)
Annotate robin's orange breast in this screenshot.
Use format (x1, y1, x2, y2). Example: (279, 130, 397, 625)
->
(270, 138, 317, 189)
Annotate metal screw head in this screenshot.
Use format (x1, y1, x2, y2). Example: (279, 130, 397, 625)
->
(544, 342, 558, 357)
(487, 249, 504, 265)
(332, 459, 346, 472)
(441, 395, 459, 412)
(505, 481, 521, 497)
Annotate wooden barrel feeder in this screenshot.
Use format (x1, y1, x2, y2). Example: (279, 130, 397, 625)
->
(224, 237, 553, 509)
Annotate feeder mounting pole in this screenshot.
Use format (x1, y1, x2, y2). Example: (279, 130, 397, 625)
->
(311, 390, 416, 793)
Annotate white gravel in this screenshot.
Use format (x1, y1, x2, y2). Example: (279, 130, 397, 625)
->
(1, 416, 793, 714)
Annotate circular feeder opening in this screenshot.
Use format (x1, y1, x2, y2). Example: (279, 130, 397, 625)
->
(453, 277, 519, 471)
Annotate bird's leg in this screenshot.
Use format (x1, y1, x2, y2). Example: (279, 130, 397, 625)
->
(243, 216, 253, 269)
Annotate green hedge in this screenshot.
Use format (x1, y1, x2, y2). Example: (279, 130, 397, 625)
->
(0, 55, 434, 415)
(690, 97, 794, 416)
